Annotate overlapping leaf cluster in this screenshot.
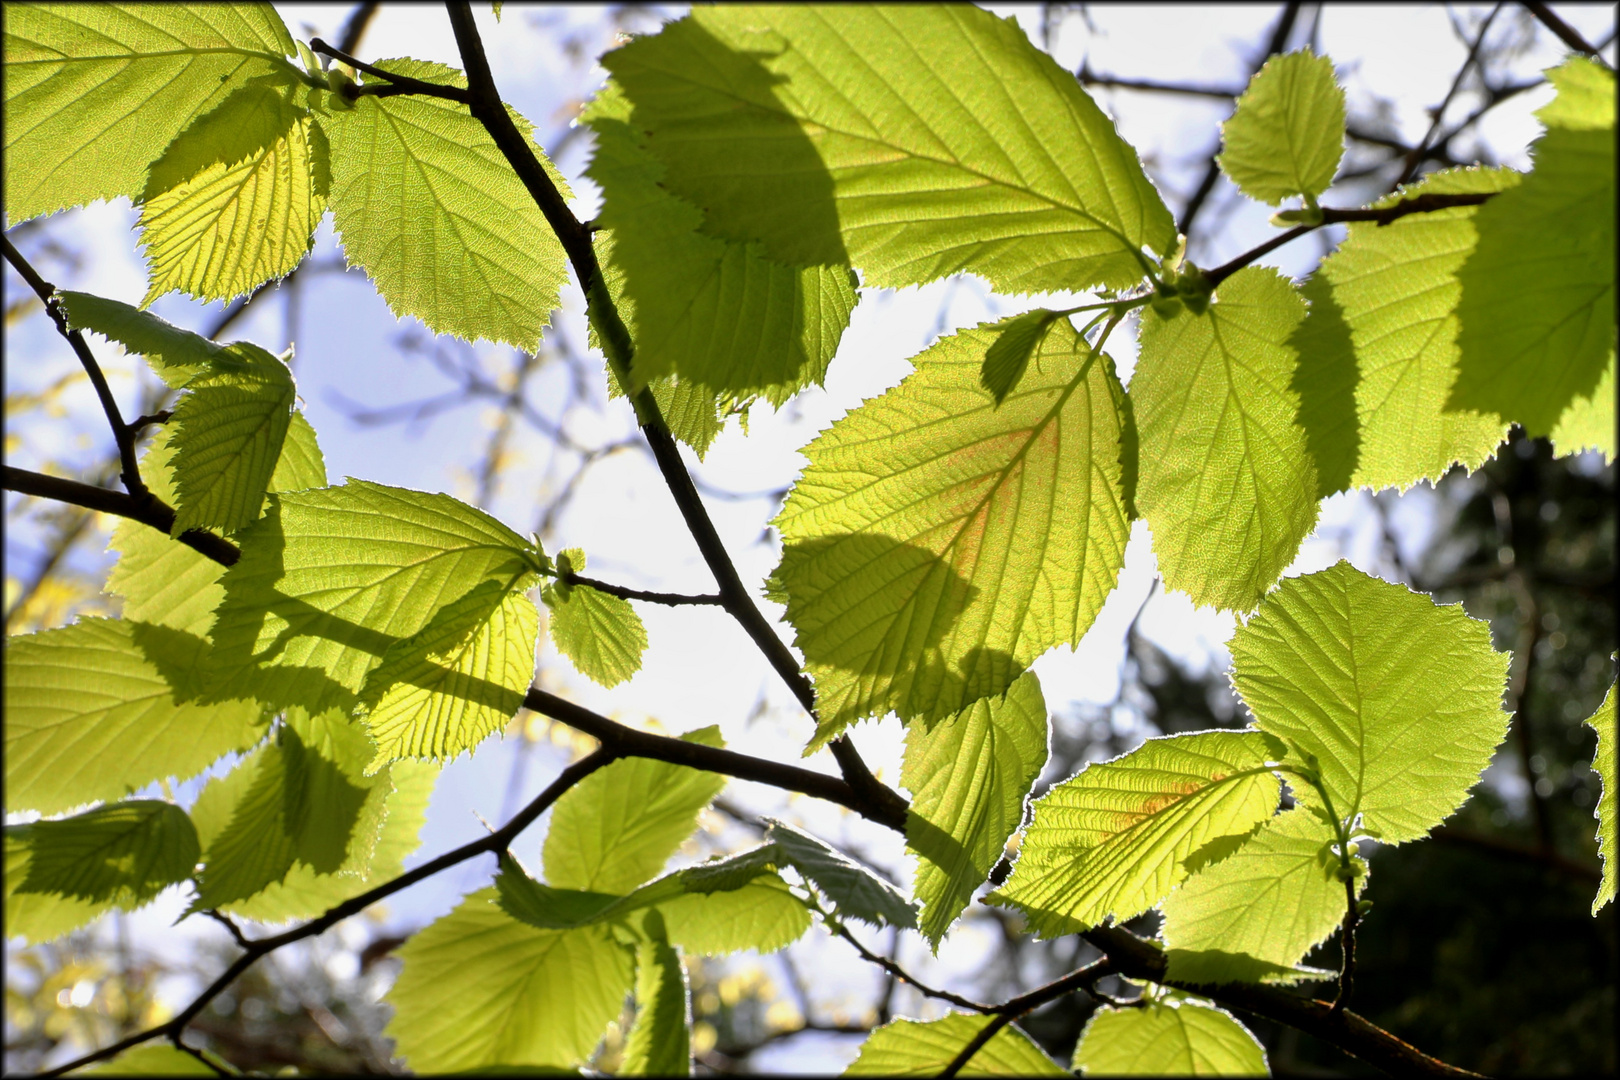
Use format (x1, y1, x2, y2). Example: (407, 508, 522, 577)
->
(4, 3, 1614, 1076)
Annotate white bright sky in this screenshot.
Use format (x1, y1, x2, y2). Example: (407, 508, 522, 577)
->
(5, 3, 1615, 1072)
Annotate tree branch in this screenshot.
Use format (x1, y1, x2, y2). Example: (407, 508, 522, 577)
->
(441, 0, 902, 825)
(938, 958, 1117, 1080)
(309, 38, 473, 103)
(41, 749, 619, 1079)
(1394, 3, 1504, 188)
(3, 235, 146, 499)
(1331, 874, 1360, 1014)
(1522, 1, 1608, 60)
(562, 572, 724, 607)
(820, 917, 991, 1014)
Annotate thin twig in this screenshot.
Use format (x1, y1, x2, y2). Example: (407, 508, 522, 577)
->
(822, 917, 991, 1014)
(310, 38, 472, 103)
(1331, 874, 1360, 1015)
(201, 910, 253, 950)
(562, 572, 725, 607)
(1394, 3, 1504, 188)
(938, 958, 1116, 1080)
(1522, 1, 1608, 59)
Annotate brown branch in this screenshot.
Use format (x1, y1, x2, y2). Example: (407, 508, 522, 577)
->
(3, 235, 146, 498)
(4, 466, 241, 567)
(309, 38, 472, 103)
(442, 0, 903, 826)
(1522, 1, 1608, 59)
(41, 750, 619, 1078)
(1394, 3, 1504, 188)
(938, 959, 1117, 1080)
(1331, 874, 1360, 1014)
(1077, 63, 1242, 98)
(820, 917, 991, 1014)
(562, 572, 724, 607)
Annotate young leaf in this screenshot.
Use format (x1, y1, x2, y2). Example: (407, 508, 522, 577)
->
(543, 549, 647, 688)
(845, 1013, 1065, 1077)
(58, 291, 226, 388)
(585, 82, 857, 401)
(1134, 266, 1317, 612)
(1162, 807, 1364, 985)
(771, 317, 1131, 738)
(980, 310, 1059, 406)
(386, 889, 634, 1073)
(7, 800, 199, 905)
(189, 710, 373, 909)
(1218, 48, 1346, 206)
(544, 727, 727, 895)
(5, 831, 116, 945)
(108, 410, 324, 636)
(358, 579, 539, 769)
(1073, 1000, 1268, 1076)
(621, 921, 692, 1078)
(766, 819, 917, 930)
(1450, 59, 1616, 438)
(167, 346, 296, 535)
(903, 671, 1048, 949)
(138, 93, 327, 306)
(221, 759, 435, 924)
(1232, 560, 1510, 843)
(322, 60, 570, 351)
(1586, 677, 1616, 914)
(1292, 167, 1516, 496)
(3, 3, 300, 222)
(4, 617, 264, 815)
(205, 480, 534, 714)
(989, 730, 1281, 937)
(604, 6, 1175, 294)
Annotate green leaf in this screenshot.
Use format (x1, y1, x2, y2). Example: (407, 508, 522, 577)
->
(7, 800, 198, 905)
(1292, 167, 1516, 495)
(844, 1013, 1066, 1077)
(221, 758, 435, 924)
(1218, 48, 1345, 206)
(1548, 349, 1616, 462)
(322, 60, 571, 350)
(989, 731, 1281, 937)
(3, 3, 300, 222)
(205, 480, 535, 714)
(189, 709, 374, 910)
(1450, 59, 1616, 436)
(542, 550, 646, 688)
(1162, 808, 1363, 985)
(5, 830, 115, 944)
(604, 7, 1175, 293)
(1073, 1000, 1268, 1076)
(647, 373, 733, 459)
(903, 671, 1048, 949)
(585, 81, 857, 401)
(544, 727, 727, 895)
(1134, 267, 1317, 611)
(79, 1044, 222, 1076)
(1231, 560, 1509, 842)
(771, 317, 1131, 738)
(766, 819, 916, 930)
(386, 889, 634, 1072)
(137, 79, 327, 305)
(168, 347, 296, 535)
(1586, 677, 1616, 914)
(980, 310, 1060, 406)
(621, 921, 691, 1078)
(358, 579, 539, 769)
(58, 291, 226, 388)
(108, 410, 324, 636)
(4, 617, 264, 815)
(655, 872, 810, 956)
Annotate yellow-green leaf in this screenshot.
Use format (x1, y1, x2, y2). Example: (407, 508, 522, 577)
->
(1074, 1000, 1268, 1076)
(1218, 48, 1345, 206)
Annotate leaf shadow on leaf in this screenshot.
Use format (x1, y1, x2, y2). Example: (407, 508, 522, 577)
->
(1290, 274, 1360, 498)
(1164, 947, 1332, 986)
(141, 73, 304, 203)
(613, 16, 849, 269)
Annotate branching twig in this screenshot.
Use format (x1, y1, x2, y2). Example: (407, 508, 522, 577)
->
(1394, 3, 1504, 188)
(938, 958, 1117, 1080)
(4, 466, 241, 567)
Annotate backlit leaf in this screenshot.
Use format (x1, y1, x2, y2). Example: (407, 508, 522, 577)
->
(322, 59, 570, 350)
(358, 579, 539, 769)
(585, 81, 857, 401)
(845, 1013, 1065, 1077)
(1586, 677, 1616, 914)
(621, 922, 691, 1078)
(1231, 560, 1510, 843)
(386, 889, 633, 1072)
(1548, 350, 1616, 462)
(205, 480, 534, 714)
(543, 727, 726, 895)
(3, 3, 299, 222)
(1134, 267, 1317, 611)
(767, 818, 917, 930)
(1450, 59, 1616, 437)
(5, 831, 115, 944)
(1218, 48, 1345, 206)
(903, 671, 1048, 948)
(1292, 167, 1515, 495)
(980, 310, 1060, 406)
(990, 731, 1281, 937)
(543, 550, 646, 689)
(58, 291, 225, 388)
(80, 1045, 220, 1076)
(4, 617, 263, 815)
(771, 317, 1131, 738)
(1162, 807, 1362, 985)
(7, 800, 198, 905)
(605, 6, 1175, 293)
(1073, 1000, 1268, 1076)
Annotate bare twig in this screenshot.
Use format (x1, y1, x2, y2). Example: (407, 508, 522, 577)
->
(310, 38, 473, 103)
(1522, 1, 1608, 59)
(562, 572, 724, 607)
(1394, 3, 1504, 188)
